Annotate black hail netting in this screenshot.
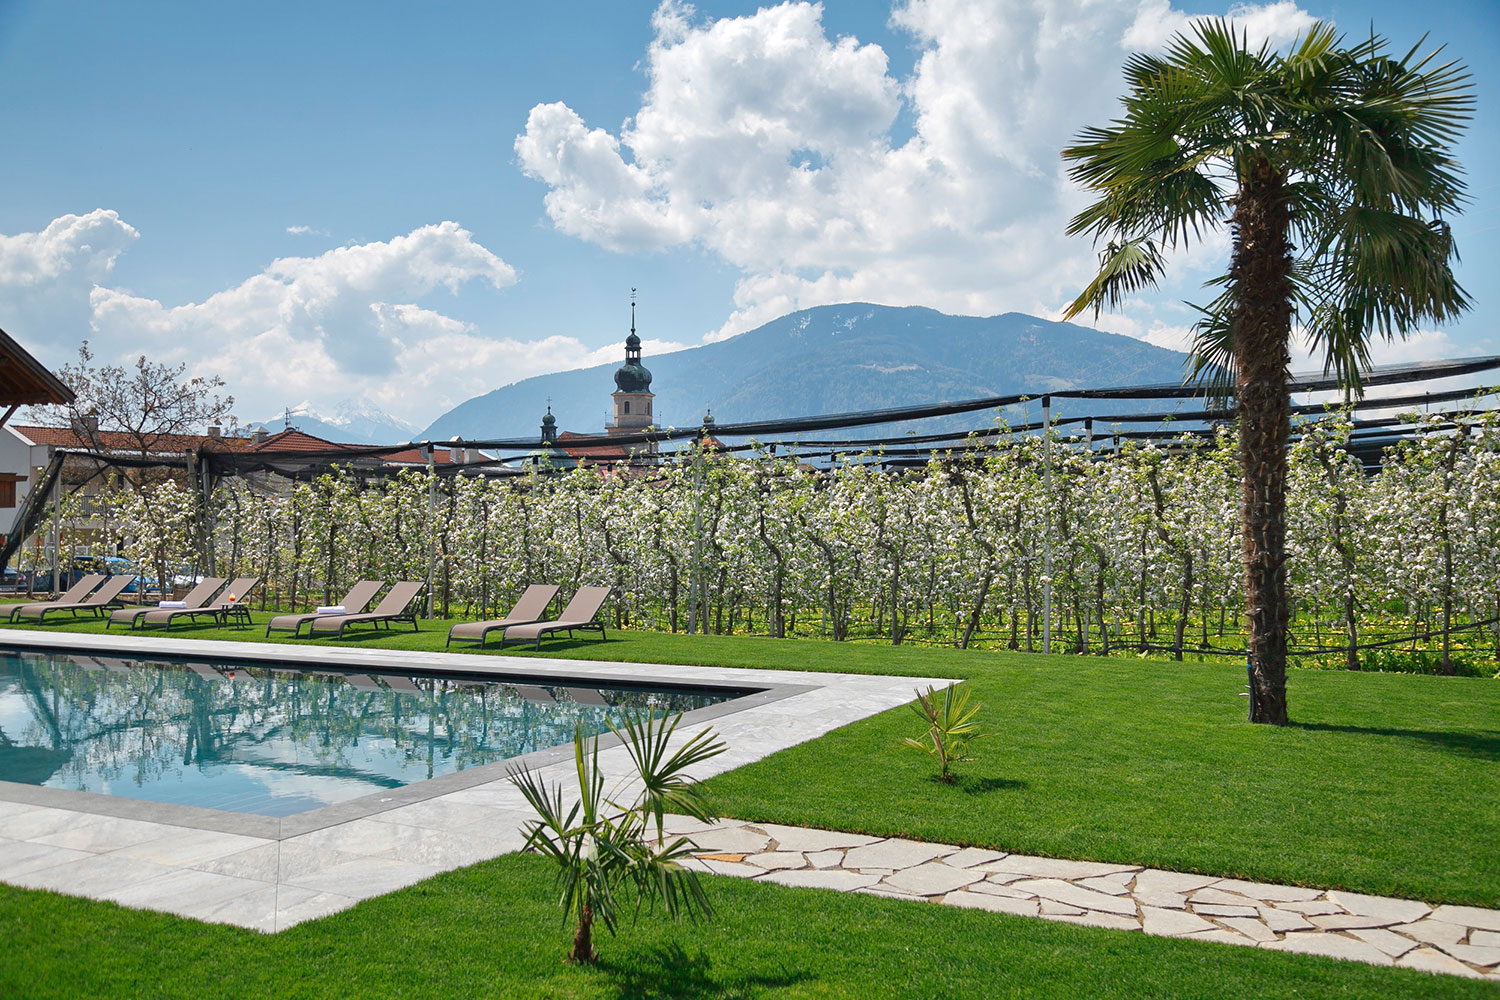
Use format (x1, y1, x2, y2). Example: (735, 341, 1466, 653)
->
(8, 352, 1500, 665)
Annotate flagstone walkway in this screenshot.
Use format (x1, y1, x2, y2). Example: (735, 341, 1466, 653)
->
(666, 816, 1500, 982)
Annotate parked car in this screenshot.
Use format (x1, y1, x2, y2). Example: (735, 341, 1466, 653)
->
(26, 557, 100, 592)
(99, 557, 147, 593)
(0, 567, 27, 592)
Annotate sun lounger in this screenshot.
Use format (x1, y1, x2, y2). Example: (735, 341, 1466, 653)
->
(445, 584, 560, 649)
(10, 575, 134, 623)
(138, 577, 262, 630)
(498, 586, 612, 650)
(108, 577, 225, 630)
(265, 580, 384, 637)
(306, 581, 425, 639)
(7, 574, 107, 623)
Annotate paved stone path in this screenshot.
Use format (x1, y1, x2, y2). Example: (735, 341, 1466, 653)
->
(665, 816, 1500, 982)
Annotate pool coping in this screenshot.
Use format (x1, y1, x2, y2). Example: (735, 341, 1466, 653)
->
(0, 631, 815, 839)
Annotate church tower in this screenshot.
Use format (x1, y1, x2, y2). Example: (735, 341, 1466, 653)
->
(607, 294, 655, 440)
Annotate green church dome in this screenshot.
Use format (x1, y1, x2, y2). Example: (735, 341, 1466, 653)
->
(615, 321, 652, 393)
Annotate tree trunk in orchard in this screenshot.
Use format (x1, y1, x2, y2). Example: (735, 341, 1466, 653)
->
(1232, 158, 1294, 725)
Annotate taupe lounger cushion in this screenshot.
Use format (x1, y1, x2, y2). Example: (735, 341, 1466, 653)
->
(446, 584, 559, 647)
(140, 576, 260, 628)
(14, 575, 135, 622)
(9, 574, 106, 622)
(109, 576, 225, 629)
(266, 580, 384, 637)
(500, 586, 612, 648)
(307, 581, 425, 637)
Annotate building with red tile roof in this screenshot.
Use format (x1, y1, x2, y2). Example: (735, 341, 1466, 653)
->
(13, 423, 251, 454)
(244, 428, 475, 468)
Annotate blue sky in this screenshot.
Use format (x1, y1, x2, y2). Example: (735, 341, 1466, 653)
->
(0, 0, 1495, 428)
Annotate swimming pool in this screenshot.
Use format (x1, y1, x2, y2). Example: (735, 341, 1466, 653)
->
(0, 646, 755, 817)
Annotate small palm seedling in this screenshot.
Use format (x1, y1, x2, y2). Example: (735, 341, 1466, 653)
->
(508, 710, 727, 964)
(903, 683, 987, 783)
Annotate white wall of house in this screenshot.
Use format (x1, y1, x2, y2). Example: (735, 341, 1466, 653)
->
(0, 425, 44, 538)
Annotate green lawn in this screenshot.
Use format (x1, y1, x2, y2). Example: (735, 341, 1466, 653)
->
(2, 613, 1498, 997)
(4, 612, 1498, 907)
(2, 854, 1495, 1000)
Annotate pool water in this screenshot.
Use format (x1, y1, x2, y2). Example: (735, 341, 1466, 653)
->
(0, 647, 748, 817)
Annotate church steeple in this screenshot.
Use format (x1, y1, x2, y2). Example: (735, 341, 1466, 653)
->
(540, 403, 556, 445)
(609, 290, 656, 443)
(614, 290, 652, 394)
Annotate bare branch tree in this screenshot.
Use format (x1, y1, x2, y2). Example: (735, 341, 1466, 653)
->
(35, 341, 236, 461)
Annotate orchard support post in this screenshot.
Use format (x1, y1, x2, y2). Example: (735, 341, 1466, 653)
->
(425, 446, 437, 620)
(1042, 394, 1053, 655)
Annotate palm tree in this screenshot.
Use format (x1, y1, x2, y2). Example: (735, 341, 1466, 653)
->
(1062, 21, 1471, 724)
(509, 710, 726, 963)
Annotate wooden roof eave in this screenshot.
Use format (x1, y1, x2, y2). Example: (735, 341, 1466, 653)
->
(0, 328, 75, 406)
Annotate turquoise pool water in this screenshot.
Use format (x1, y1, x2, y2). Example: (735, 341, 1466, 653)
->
(0, 647, 748, 817)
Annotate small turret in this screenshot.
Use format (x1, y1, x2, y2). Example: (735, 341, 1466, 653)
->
(540, 405, 557, 445)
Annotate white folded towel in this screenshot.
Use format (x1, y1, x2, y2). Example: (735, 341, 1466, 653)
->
(157, 600, 187, 608)
(316, 605, 346, 615)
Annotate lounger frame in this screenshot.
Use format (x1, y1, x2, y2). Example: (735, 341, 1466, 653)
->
(7, 574, 108, 623)
(445, 584, 560, 649)
(306, 582, 425, 639)
(497, 586, 612, 651)
(138, 577, 259, 630)
(266, 580, 385, 638)
(9, 575, 134, 623)
(107, 577, 226, 631)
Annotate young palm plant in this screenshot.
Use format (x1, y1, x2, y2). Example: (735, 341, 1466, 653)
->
(508, 710, 726, 964)
(1063, 21, 1472, 723)
(904, 683, 987, 783)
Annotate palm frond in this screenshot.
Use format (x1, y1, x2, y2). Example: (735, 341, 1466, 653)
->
(1185, 289, 1236, 404)
(1063, 240, 1166, 320)
(607, 710, 726, 842)
(1073, 17, 1472, 403)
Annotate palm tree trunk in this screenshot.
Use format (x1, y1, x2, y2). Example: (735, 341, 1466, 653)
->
(1232, 159, 1295, 725)
(571, 902, 595, 964)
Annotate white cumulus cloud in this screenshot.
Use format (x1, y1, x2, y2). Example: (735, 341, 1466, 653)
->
(82, 221, 530, 422)
(0, 209, 139, 345)
(1122, 0, 1317, 51)
(0, 210, 694, 427)
(515, 0, 1333, 344)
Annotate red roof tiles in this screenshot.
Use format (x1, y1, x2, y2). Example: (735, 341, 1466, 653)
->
(13, 425, 251, 452)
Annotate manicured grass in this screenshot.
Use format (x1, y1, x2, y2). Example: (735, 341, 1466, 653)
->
(4, 612, 1498, 907)
(1, 853, 1494, 1000)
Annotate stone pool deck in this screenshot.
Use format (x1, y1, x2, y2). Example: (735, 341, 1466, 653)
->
(666, 817, 1500, 982)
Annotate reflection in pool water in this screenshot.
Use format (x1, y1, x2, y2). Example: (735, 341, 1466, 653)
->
(0, 648, 746, 817)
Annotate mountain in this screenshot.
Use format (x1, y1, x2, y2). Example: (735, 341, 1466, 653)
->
(251, 401, 418, 446)
(420, 303, 1194, 443)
